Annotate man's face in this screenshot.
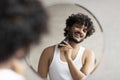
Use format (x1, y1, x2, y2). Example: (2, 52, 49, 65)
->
(68, 23, 87, 43)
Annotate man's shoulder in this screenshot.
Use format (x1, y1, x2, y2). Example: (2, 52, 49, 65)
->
(82, 48, 95, 64)
(43, 45, 56, 52)
(84, 49, 95, 59)
(0, 69, 25, 80)
(42, 44, 58, 56)
(41, 44, 57, 60)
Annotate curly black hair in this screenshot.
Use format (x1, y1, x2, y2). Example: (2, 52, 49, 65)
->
(0, 0, 48, 63)
(64, 13, 95, 38)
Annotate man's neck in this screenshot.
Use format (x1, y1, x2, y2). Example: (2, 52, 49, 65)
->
(68, 41, 79, 49)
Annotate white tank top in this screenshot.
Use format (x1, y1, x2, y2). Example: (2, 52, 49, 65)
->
(0, 69, 25, 80)
(49, 44, 85, 80)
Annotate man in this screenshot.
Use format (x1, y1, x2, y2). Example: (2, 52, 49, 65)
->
(38, 13, 95, 80)
(0, 0, 48, 80)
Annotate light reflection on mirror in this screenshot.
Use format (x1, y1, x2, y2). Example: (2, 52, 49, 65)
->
(25, 3, 104, 80)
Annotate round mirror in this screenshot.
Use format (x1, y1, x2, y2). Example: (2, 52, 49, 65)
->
(25, 3, 104, 80)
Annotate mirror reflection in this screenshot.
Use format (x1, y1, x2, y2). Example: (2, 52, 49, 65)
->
(26, 3, 104, 80)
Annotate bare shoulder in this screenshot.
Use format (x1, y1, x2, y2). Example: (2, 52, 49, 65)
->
(43, 45, 55, 53)
(41, 45, 56, 60)
(82, 48, 95, 64)
(84, 49, 95, 58)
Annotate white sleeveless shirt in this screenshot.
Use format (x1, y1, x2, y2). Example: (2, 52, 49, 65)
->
(0, 69, 25, 80)
(49, 44, 85, 80)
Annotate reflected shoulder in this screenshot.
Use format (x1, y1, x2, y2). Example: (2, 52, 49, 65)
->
(84, 49, 95, 59)
(41, 45, 56, 58)
(43, 45, 56, 53)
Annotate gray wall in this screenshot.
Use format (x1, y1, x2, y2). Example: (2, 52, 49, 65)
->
(24, 0, 120, 80)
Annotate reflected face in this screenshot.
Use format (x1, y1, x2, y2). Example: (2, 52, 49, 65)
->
(68, 23, 87, 43)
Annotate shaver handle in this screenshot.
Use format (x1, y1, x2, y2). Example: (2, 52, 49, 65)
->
(58, 38, 69, 48)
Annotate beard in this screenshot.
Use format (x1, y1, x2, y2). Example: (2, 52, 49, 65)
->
(67, 30, 86, 44)
(67, 36, 84, 43)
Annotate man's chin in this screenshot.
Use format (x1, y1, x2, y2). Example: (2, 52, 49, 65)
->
(69, 37, 84, 43)
(74, 39, 83, 43)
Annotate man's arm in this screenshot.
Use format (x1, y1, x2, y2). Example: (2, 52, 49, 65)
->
(80, 50, 95, 75)
(67, 59, 86, 80)
(59, 42, 95, 80)
(67, 50, 95, 80)
(38, 46, 54, 78)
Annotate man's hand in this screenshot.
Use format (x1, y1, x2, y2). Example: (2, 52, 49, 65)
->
(59, 41, 73, 61)
(60, 41, 86, 80)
